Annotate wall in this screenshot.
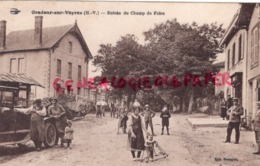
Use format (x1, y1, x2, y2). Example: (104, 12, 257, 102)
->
(247, 5, 260, 122)
(0, 50, 49, 99)
(215, 67, 225, 95)
(224, 29, 247, 109)
(49, 32, 89, 97)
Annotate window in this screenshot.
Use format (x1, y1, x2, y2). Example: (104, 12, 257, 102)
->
(227, 50, 230, 70)
(57, 59, 61, 76)
(232, 43, 236, 66)
(77, 88, 81, 95)
(18, 58, 25, 73)
(258, 80, 260, 102)
(238, 35, 242, 61)
(258, 88, 260, 102)
(67, 85, 72, 95)
(9, 58, 25, 74)
(68, 62, 72, 79)
(69, 41, 73, 53)
(78, 65, 82, 80)
(251, 26, 259, 68)
(10, 58, 17, 73)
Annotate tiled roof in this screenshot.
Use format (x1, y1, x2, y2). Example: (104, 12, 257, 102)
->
(0, 23, 93, 59)
(2, 24, 73, 52)
(0, 73, 44, 87)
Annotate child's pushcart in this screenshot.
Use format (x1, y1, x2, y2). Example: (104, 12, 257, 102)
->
(140, 142, 169, 163)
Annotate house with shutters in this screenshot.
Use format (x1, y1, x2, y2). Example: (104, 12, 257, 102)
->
(219, 4, 254, 111)
(0, 16, 93, 99)
(246, 4, 260, 127)
(220, 3, 260, 128)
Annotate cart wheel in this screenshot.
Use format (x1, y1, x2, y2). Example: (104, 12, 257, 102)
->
(44, 122, 57, 147)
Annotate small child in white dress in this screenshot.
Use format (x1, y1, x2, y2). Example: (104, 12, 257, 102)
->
(64, 120, 74, 149)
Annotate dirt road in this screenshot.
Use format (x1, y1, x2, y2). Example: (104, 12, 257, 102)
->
(0, 113, 259, 166)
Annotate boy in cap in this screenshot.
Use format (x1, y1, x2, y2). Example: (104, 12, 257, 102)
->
(224, 98, 243, 144)
(141, 104, 156, 136)
(160, 105, 171, 135)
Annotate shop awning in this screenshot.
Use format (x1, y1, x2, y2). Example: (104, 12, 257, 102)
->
(0, 73, 44, 88)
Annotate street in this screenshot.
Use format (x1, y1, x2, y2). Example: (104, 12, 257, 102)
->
(0, 113, 260, 166)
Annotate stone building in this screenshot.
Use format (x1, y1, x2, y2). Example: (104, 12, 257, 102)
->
(246, 4, 260, 126)
(220, 3, 260, 127)
(219, 4, 254, 109)
(0, 16, 92, 99)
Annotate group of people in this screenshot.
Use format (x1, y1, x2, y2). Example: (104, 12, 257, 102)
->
(95, 101, 109, 117)
(221, 96, 260, 155)
(15, 97, 74, 151)
(119, 100, 172, 161)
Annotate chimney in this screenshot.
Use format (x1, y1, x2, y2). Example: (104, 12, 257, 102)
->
(34, 16, 43, 45)
(0, 20, 6, 50)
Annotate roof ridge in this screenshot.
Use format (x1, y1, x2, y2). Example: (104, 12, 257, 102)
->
(7, 24, 74, 34)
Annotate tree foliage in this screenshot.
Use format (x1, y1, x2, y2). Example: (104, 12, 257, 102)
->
(93, 19, 225, 112)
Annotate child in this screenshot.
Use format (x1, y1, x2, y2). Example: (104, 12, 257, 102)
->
(64, 120, 74, 149)
(144, 135, 157, 162)
(160, 106, 171, 135)
(117, 109, 128, 134)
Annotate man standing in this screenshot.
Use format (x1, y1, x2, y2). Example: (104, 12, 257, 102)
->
(110, 102, 115, 118)
(95, 101, 102, 118)
(226, 95, 233, 109)
(117, 101, 128, 134)
(253, 102, 260, 155)
(48, 97, 67, 147)
(142, 104, 156, 136)
(224, 98, 243, 144)
(16, 99, 46, 151)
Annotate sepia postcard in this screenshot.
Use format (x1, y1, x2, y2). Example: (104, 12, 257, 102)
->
(0, 1, 259, 166)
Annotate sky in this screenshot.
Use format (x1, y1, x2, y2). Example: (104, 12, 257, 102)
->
(0, 1, 240, 77)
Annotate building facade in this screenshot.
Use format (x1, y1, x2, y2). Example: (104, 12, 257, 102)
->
(220, 4, 259, 127)
(0, 16, 92, 99)
(247, 4, 260, 126)
(220, 5, 251, 110)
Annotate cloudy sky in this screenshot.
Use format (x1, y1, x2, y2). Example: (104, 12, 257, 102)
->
(0, 1, 240, 77)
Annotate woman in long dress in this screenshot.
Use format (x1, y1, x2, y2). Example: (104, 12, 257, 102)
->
(128, 107, 149, 159)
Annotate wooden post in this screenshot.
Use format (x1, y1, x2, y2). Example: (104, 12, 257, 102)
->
(26, 85, 31, 107)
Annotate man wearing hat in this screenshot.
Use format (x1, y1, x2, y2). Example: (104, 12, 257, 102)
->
(48, 97, 67, 147)
(224, 98, 243, 144)
(141, 104, 156, 136)
(252, 102, 260, 155)
(15, 99, 46, 151)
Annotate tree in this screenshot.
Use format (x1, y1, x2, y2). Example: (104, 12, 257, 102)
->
(143, 19, 225, 113)
(93, 19, 225, 113)
(93, 34, 147, 107)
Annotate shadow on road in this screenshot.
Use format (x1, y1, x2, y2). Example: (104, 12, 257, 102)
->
(0, 145, 35, 163)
